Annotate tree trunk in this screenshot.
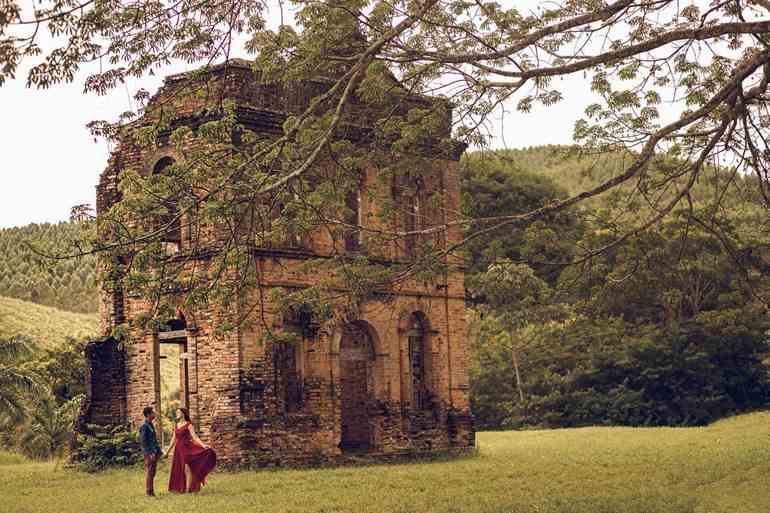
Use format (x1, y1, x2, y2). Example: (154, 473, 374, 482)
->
(510, 329, 525, 404)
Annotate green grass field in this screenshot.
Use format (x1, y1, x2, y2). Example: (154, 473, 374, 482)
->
(4, 412, 770, 513)
(0, 296, 99, 347)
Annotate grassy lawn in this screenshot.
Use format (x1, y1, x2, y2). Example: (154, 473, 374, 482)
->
(4, 412, 770, 513)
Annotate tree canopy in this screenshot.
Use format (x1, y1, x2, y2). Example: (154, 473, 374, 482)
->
(4, 0, 770, 320)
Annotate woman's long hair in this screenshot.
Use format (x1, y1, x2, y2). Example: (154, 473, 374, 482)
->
(178, 407, 191, 423)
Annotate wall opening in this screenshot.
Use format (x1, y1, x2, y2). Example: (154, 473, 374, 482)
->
(407, 312, 431, 410)
(393, 175, 426, 258)
(156, 314, 189, 446)
(276, 304, 318, 414)
(274, 341, 303, 414)
(344, 174, 363, 252)
(339, 322, 375, 451)
(79, 337, 127, 430)
(152, 156, 182, 253)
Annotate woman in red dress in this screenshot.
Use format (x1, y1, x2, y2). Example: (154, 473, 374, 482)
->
(162, 407, 217, 493)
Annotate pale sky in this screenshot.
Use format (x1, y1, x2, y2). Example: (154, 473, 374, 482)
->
(0, 8, 589, 230)
(0, 60, 190, 229)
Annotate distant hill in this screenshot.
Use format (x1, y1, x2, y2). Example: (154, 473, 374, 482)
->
(464, 144, 741, 203)
(0, 296, 99, 348)
(0, 221, 98, 313)
(463, 145, 628, 196)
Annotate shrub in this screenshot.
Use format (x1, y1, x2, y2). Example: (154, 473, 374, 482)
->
(19, 394, 83, 463)
(74, 424, 142, 472)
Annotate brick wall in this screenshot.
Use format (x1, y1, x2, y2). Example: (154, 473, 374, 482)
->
(76, 337, 127, 430)
(80, 59, 474, 466)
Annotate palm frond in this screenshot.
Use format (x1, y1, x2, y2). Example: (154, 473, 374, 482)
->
(0, 337, 37, 364)
(60, 394, 84, 419)
(18, 394, 83, 460)
(0, 394, 27, 421)
(0, 366, 42, 392)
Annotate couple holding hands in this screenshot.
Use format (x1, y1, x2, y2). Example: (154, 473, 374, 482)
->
(139, 405, 217, 496)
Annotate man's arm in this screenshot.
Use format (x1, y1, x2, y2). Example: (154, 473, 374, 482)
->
(139, 424, 150, 452)
(162, 429, 176, 458)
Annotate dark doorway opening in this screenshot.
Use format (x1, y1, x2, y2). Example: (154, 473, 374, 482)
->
(339, 323, 375, 451)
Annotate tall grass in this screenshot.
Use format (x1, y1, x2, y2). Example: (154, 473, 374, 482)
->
(0, 451, 26, 465)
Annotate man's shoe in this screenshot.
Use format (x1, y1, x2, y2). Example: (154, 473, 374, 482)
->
(147, 492, 156, 497)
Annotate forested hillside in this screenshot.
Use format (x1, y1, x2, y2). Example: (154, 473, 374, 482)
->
(462, 146, 770, 429)
(467, 145, 629, 196)
(0, 222, 97, 313)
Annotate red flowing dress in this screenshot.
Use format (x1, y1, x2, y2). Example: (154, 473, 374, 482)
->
(168, 423, 217, 493)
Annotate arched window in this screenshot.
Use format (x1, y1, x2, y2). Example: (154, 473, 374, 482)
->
(407, 313, 430, 409)
(153, 157, 176, 174)
(403, 177, 424, 258)
(152, 157, 182, 251)
(344, 184, 363, 252)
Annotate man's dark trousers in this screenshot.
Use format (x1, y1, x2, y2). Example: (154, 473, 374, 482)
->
(139, 419, 162, 496)
(144, 452, 158, 495)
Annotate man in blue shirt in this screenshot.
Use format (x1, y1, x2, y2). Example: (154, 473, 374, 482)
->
(139, 406, 162, 496)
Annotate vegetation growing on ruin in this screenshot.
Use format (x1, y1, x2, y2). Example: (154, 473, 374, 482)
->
(2, 145, 770, 431)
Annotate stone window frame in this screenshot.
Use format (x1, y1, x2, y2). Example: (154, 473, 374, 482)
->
(398, 310, 436, 411)
(276, 305, 319, 414)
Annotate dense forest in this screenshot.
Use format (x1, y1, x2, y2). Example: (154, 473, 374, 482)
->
(463, 145, 770, 429)
(0, 222, 97, 313)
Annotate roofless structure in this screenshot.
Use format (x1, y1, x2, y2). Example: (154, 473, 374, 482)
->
(77, 58, 474, 466)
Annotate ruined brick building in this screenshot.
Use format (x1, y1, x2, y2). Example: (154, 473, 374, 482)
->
(78, 58, 474, 466)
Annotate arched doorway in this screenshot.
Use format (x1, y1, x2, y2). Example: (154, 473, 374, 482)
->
(339, 322, 376, 451)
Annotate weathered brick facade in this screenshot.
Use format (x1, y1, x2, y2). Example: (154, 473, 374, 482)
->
(78, 59, 474, 466)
